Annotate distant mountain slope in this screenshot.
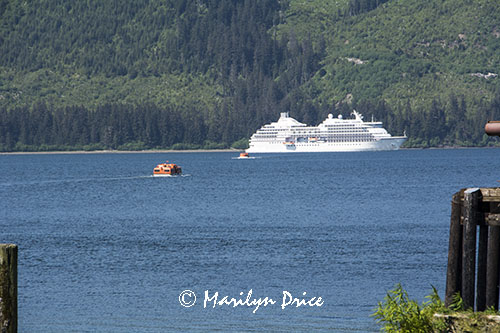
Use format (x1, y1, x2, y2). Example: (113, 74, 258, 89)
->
(0, 0, 499, 151)
(278, 0, 500, 146)
(314, 0, 500, 105)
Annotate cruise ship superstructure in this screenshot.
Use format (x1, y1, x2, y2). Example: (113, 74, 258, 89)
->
(246, 111, 407, 153)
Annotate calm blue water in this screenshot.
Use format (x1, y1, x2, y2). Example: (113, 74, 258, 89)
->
(1, 149, 499, 332)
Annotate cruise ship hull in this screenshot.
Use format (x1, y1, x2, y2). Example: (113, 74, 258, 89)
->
(246, 111, 407, 153)
(247, 137, 407, 153)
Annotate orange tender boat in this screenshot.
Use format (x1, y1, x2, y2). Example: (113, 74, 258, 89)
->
(153, 161, 182, 176)
(237, 152, 255, 159)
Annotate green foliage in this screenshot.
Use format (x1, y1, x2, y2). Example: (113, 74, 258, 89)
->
(202, 140, 229, 150)
(294, 0, 500, 146)
(0, 0, 500, 150)
(171, 143, 201, 150)
(448, 292, 464, 312)
(117, 141, 148, 151)
(82, 143, 106, 151)
(442, 294, 500, 332)
(372, 286, 500, 332)
(231, 138, 249, 150)
(372, 284, 447, 332)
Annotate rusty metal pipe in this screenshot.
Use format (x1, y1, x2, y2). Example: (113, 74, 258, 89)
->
(485, 121, 500, 136)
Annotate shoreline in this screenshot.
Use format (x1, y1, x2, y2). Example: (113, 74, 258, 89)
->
(0, 148, 241, 155)
(0, 146, 498, 155)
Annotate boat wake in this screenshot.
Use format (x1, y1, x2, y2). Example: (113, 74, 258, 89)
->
(231, 156, 258, 160)
(0, 175, 156, 187)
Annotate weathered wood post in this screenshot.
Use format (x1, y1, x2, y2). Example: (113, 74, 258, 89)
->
(486, 223, 500, 309)
(0, 244, 17, 333)
(476, 221, 488, 311)
(445, 192, 463, 307)
(483, 124, 500, 309)
(446, 188, 500, 311)
(462, 188, 481, 310)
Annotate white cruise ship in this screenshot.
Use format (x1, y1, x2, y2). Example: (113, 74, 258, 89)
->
(246, 111, 406, 153)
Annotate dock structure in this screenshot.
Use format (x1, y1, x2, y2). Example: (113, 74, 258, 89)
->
(0, 244, 17, 333)
(445, 188, 500, 311)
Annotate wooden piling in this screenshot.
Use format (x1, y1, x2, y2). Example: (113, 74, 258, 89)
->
(476, 223, 488, 311)
(0, 244, 17, 333)
(462, 188, 481, 310)
(445, 192, 463, 307)
(446, 188, 500, 311)
(486, 226, 500, 309)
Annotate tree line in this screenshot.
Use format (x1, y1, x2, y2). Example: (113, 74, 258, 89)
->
(355, 91, 500, 147)
(0, 0, 499, 151)
(0, 103, 212, 151)
(1, 89, 499, 152)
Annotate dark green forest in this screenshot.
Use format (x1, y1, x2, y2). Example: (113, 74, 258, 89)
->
(0, 0, 499, 151)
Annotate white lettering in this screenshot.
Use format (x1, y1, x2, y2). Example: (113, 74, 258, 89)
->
(204, 290, 219, 308)
(203, 289, 276, 313)
(281, 291, 293, 309)
(203, 290, 323, 312)
(281, 291, 324, 309)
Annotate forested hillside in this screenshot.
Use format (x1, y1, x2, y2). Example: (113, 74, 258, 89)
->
(0, 0, 499, 151)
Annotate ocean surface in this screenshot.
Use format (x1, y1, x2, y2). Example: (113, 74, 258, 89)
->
(1, 149, 499, 332)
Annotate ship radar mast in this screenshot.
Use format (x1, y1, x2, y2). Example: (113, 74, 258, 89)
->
(351, 110, 363, 121)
